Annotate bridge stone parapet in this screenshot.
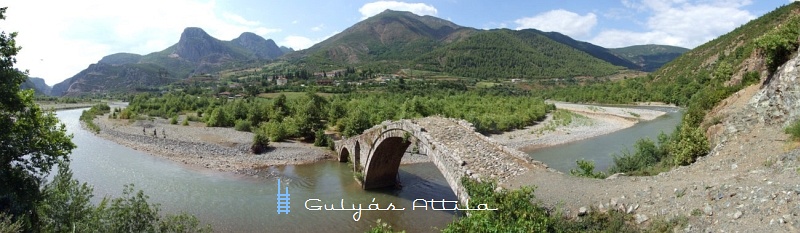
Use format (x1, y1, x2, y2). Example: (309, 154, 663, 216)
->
(335, 116, 544, 204)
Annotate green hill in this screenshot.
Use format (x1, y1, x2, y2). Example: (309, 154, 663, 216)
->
(415, 29, 624, 79)
(294, 10, 474, 69)
(611, 45, 689, 72)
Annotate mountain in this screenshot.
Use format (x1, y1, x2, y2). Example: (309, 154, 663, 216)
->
(99, 53, 143, 65)
(611, 45, 689, 72)
(297, 10, 476, 66)
(292, 10, 672, 79)
(279, 46, 295, 54)
(21, 77, 52, 95)
(231, 32, 284, 59)
(52, 28, 286, 96)
(52, 63, 175, 96)
(536, 31, 640, 70)
(415, 29, 623, 79)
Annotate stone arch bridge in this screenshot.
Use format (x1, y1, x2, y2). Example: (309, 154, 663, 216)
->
(335, 116, 545, 203)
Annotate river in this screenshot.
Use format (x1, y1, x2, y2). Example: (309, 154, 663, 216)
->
(525, 106, 683, 172)
(59, 106, 682, 232)
(58, 109, 457, 233)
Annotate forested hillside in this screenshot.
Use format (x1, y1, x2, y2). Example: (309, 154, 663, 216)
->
(415, 29, 623, 79)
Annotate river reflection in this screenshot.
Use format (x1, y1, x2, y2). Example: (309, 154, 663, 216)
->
(57, 108, 456, 233)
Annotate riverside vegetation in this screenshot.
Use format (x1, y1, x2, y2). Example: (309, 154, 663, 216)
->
(0, 7, 210, 232)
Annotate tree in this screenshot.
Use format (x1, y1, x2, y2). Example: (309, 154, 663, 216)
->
(0, 7, 76, 229)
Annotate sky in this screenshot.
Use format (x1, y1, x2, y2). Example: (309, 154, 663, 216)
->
(0, 0, 795, 85)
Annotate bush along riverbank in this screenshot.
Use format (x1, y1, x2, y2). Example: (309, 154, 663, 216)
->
(80, 103, 110, 133)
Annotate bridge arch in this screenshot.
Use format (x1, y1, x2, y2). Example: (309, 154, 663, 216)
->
(339, 147, 350, 162)
(335, 117, 537, 204)
(362, 129, 414, 189)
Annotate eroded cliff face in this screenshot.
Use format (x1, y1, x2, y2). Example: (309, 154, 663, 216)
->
(750, 47, 800, 127)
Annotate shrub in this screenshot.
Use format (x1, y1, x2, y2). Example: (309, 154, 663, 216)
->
(182, 117, 189, 126)
(570, 159, 607, 179)
(671, 123, 710, 166)
(234, 119, 252, 132)
(169, 116, 178, 125)
(313, 129, 327, 147)
(264, 121, 287, 142)
(785, 118, 800, 141)
(609, 138, 663, 174)
(206, 107, 232, 127)
(251, 123, 270, 154)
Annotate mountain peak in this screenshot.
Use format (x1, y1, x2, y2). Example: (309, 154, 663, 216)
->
(231, 32, 284, 59)
(180, 27, 212, 39)
(174, 27, 231, 62)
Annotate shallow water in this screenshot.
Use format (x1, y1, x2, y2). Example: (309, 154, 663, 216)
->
(58, 109, 457, 233)
(526, 106, 683, 172)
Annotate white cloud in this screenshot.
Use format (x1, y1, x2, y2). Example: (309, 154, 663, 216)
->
(311, 24, 324, 32)
(591, 0, 755, 48)
(281, 36, 316, 50)
(2, 0, 281, 85)
(514, 10, 598, 38)
(280, 31, 339, 50)
(359, 1, 438, 19)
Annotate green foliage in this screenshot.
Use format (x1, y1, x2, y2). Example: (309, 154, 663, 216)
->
(80, 103, 111, 133)
(670, 123, 710, 166)
(443, 178, 551, 232)
(206, 107, 232, 127)
(0, 213, 22, 233)
(234, 119, 252, 132)
(367, 219, 405, 233)
(251, 123, 271, 154)
(1, 8, 76, 229)
(37, 162, 95, 232)
(755, 15, 800, 72)
(784, 118, 800, 141)
(570, 160, 607, 179)
(34, 163, 212, 232)
(182, 117, 189, 126)
(416, 29, 623, 79)
(609, 137, 668, 175)
(263, 120, 288, 142)
(170, 116, 179, 125)
(313, 129, 328, 147)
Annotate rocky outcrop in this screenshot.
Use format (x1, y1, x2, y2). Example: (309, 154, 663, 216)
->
(231, 32, 284, 59)
(748, 47, 800, 126)
(21, 77, 52, 95)
(99, 53, 143, 65)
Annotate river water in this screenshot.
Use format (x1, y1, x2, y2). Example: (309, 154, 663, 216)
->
(58, 106, 682, 232)
(58, 109, 457, 233)
(525, 106, 683, 172)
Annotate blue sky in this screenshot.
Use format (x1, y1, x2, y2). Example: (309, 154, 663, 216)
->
(1, 0, 795, 85)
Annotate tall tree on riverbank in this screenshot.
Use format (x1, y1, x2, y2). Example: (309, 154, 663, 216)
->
(0, 7, 76, 230)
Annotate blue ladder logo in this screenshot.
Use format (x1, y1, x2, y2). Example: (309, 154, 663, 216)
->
(276, 179, 290, 214)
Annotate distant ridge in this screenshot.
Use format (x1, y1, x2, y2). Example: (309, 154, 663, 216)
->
(52, 28, 286, 96)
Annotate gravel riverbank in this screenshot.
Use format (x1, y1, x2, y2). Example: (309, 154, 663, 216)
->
(92, 114, 333, 174)
(490, 102, 668, 151)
